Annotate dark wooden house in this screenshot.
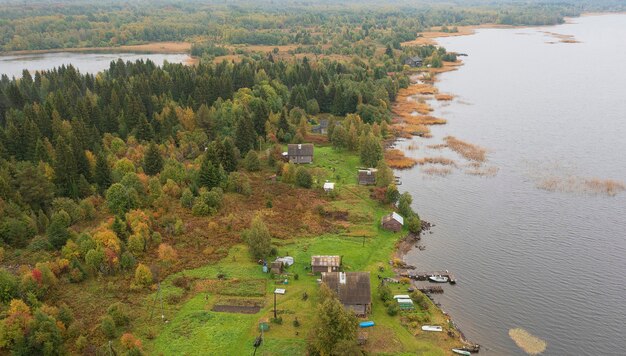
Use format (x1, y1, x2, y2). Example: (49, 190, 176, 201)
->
(404, 56, 423, 67)
(358, 168, 377, 185)
(381, 212, 404, 232)
(311, 255, 341, 273)
(287, 144, 314, 164)
(321, 272, 371, 316)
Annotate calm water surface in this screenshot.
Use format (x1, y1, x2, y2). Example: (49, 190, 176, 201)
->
(0, 52, 190, 77)
(399, 14, 626, 355)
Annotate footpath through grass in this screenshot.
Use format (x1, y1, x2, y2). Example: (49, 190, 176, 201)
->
(142, 146, 458, 355)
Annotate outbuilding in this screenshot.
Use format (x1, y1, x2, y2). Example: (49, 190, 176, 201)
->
(404, 56, 423, 67)
(358, 168, 377, 185)
(311, 255, 341, 273)
(381, 212, 404, 232)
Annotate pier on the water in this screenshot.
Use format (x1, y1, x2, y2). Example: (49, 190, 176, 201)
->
(417, 285, 444, 293)
(401, 270, 457, 284)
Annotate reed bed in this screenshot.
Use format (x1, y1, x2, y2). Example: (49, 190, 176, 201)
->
(465, 165, 499, 177)
(508, 328, 547, 355)
(435, 93, 454, 101)
(537, 177, 625, 197)
(444, 136, 487, 162)
(421, 166, 453, 177)
(405, 115, 447, 125)
(426, 143, 448, 150)
(406, 143, 420, 151)
(385, 149, 418, 169)
(416, 157, 456, 166)
(413, 101, 434, 115)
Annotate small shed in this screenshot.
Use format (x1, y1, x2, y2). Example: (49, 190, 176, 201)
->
(321, 272, 371, 316)
(311, 255, 341, 273)
(275, 256, 294, 267)
(404, 56, 423, 67)
(311, 119, 329, 135)
(287, 144, 314, 164)
(323, 182, 335, 192)
(358, 168, 377, 185)
(270, 261, 284, 274)
(381, 212, 404, 232)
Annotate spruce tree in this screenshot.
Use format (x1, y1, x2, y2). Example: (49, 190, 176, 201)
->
(143, 142, 163, 176)
(53, 137, 79, 198)
(95, 152, 112, 194)
(235, 116, 257, 155)
(198, 155, 224, 190)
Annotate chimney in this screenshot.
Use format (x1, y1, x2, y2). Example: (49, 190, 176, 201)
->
(339, 272, 346, 285)
(298, 144, 302, 150)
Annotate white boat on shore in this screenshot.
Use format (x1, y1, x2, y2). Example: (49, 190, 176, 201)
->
(428, 275, 449, 283)
(452, 349, 471, 356)
(421, 325, 443, 332)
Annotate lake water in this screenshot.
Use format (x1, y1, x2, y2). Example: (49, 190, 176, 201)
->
(0, 52, 191, 78)
(399, 14, 626, 355)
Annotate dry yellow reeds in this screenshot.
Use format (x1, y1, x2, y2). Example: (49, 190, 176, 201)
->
(405, 115, 447, 125)
(465, 166, 499, 177)
(509, 328, 547, 355)
(435, 93, 454, 101)
(385, 149, 418, 169)
(584, 178, 625, 196)
(536, 176, 625, 197)
(421, 166, 453, 176)
(414, 101, 434, 115)
(407, 143, 419, 151)
(426, 143, 448, 150)
(416, 157, 456, 166)
(444, 136, 487, 162)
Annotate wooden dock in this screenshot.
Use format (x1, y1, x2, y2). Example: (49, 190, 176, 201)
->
(402, 270, 457, 284)
(417, 285, 444, 294)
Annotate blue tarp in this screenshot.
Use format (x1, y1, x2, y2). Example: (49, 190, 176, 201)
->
(359, 321, 375, 328)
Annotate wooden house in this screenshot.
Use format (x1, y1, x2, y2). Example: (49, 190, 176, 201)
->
(358, 168, 377, 185)
(404, 56, 423, 67)
(381, 212, 404, 232)
(321, 272, 371, 316)
(287, 144, 314, 164)
(311, 255, 341, 273)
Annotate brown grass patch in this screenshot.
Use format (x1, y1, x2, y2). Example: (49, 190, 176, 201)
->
(406, 115, 447, 125)
(421, 166, 453, 176)
(509, 328, 547, 355)
(541, 31, 580, 44)
(401, 24, 518, 46)
(444, 136, 487, 162)
(4, 41, 192, 55)
(435, 94, 454, 101)
(416, 157, 456, 166)
(385, 149, 418, 169)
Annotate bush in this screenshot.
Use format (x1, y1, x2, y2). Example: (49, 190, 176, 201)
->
(271, 316, 283, 324)
(378, 283, 392, 302)
(407, 215, 422, 234)
(293, 317, 301, 327)
(180, 188, 194, 209)
(134, 264, 153, 288)
(227, 172, 252, 196)
(295, 167, 312, 188)
(120, 251, 136, 271)
(101, 315, 117, 339)
(107, 302, 131, 326)
(386, 302, 399, 316)
(244, 151, 261, 171)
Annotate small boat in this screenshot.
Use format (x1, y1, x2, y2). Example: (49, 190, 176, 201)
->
(452, 349, 471, 356)
(421, 325, 443, 332)
(359, 321, 375, 328)
(429, 275, 449, 283)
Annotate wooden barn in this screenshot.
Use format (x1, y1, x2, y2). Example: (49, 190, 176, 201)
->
(381, 212, 404, 232)
(287, 143, 314, 164)
(358, 168, 377, 185)
(311, 255, 341, 273)
(404, 56, 423, 67)
(321, 272, 371, 316)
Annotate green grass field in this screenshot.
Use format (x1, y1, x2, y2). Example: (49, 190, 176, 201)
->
(140, 146, 459, 355)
